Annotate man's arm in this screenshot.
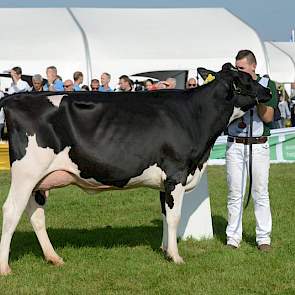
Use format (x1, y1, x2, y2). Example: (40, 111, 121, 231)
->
(257, 79, 277, 123)
(257, 103, 274, 123)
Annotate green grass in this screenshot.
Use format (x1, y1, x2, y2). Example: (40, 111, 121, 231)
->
(0, 164, 295, 294)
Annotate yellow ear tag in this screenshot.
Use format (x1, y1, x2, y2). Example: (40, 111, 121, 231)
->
(204, 73, 215, 84)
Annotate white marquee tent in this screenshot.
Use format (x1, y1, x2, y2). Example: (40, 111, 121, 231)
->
(0, 7, 270, 89)
(264, 41, 295, 83)
(266, 42, 295, 95)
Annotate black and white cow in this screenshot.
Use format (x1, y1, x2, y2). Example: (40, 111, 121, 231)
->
(0, 63, 271, 274)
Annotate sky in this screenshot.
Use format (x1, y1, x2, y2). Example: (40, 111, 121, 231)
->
(0, 0, 294, 41)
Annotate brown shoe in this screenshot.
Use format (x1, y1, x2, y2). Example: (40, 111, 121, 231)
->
(258, 244, 271, 252)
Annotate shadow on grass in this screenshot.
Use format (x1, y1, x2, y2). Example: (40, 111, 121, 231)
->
(212, 214, 256, 247)
(212, 215, 227, 244)
(10, 221, 163, 262)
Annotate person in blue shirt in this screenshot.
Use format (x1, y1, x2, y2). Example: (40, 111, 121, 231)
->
(73, 71, 83, 91)
(43, 66, 64, 91)
(99, 72, 113, 92)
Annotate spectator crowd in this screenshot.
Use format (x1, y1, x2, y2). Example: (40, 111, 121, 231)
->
(0, 65, 199, 95)
(1, 64, 295, 135)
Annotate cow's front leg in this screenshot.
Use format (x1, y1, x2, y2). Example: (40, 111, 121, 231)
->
(159, 191, 168, 253)
(165, 181, 185, 264)
(26, 192, 64, 266)
(0, 181, 35, 275)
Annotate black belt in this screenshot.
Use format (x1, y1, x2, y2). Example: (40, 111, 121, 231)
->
(227, 136, 268, 145)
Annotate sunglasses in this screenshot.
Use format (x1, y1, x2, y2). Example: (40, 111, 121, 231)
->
(91, 87, 99, 90)
(188, 84, 196, 87)
(64, 85, 72, 88)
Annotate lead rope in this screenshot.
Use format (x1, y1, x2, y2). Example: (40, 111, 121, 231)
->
(245, 108, 254, 208)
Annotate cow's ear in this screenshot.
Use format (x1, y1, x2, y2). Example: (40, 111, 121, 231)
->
(222, 63, 237, 72)
(197, 67, 216, 81)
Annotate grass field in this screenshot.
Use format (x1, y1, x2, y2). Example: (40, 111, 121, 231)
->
(0, 164, 295, 294)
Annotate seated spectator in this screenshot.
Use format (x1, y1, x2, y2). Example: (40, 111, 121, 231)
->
(31, 74, 43, 92)
(90, 79, 100, 91)
(99, 72, 113, 92)
(43, 66, 64, 91)
(144, 79, 157, 91)
(7, 66, 31, 94)
(116, 75, 133, 92)
(81, 85, 90, 91)
(165, 77, 177, 89)
(186, 77, 198, 89)
(64, 80, 74, 92)
(73, 71, 83, 91)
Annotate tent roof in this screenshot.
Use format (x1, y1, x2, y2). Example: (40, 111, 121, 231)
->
(264, 42, 295, 83)
(0, 8, 268, 86)
(72, 8, 268, 80)
(0, 8, 89, 83)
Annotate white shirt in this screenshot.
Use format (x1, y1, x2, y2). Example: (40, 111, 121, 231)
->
(7, 79, 31, 95)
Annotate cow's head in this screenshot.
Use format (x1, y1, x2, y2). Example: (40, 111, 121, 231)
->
(197, 63, 272, 123)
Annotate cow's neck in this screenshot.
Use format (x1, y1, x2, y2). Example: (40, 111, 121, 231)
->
(190, 82, 234, 165)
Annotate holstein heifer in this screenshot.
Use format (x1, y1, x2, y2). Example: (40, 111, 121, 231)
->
(0, 63, 271, 274)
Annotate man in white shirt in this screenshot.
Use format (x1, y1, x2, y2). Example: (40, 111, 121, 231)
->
(7, 66, 31, 95)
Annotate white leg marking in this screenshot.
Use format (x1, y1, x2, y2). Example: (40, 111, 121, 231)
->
(0, 180, 37, 275)
(166, 183, 185, 264)
(25, 193, 63, 266)
(161, 213, 168, 252)
(0, 135, 68, 275)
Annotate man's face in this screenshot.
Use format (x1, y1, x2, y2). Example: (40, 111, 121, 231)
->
(119, 79, 129, 90)
(91, 81, 99, 91)
(46, 69, 57, 80)
(101, 74, 109, 86)
(32, 80, 43, 91)
(64, 80, 74, 91)
(235, 57, 256, 79)
(10, 69, 21, 81)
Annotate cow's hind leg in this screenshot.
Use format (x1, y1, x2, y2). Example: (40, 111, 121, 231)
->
(26, 192, 64, 266)
(160, 191, 168, 253)
(164, 181, 185, 264)
(0, 181, 36, 275)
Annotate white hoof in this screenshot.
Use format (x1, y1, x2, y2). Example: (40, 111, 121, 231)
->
(45, 255, 64, 267)
(0, 264, 12, 276)
(166, 252, 184, 264)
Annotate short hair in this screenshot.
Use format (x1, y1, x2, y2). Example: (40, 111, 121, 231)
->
(91, 79, 100, 84)
(46, 66, 57, 73)
(102, 72, 111, 80)
(235, 49, 257, 65)
(145, 79, 154, 85)
(32, 74, 43, 82)
(166, 77, 176, 84)
(73, 71, 83, 81)
(81, 85, 90, 91)
(11, 66, 22, 75)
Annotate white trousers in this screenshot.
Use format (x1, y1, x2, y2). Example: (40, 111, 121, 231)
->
(226, 141, 272, 247)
